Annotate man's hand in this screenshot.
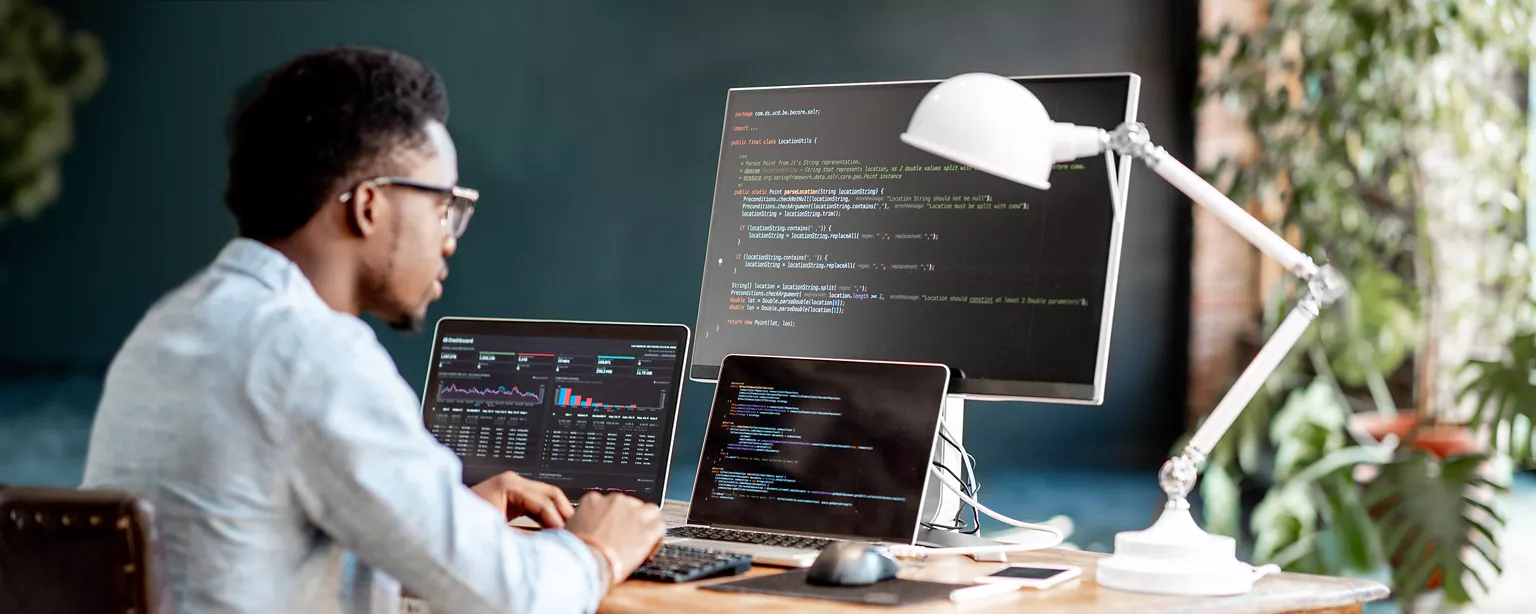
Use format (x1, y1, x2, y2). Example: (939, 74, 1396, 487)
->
(565, 492, 665, 580)
(470, 472, 574, 528)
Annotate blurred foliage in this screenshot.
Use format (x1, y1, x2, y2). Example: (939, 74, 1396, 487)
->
(0, 0, 106, 231)
(1195, 0, 1532, 607)
(1310, 261, 1416, 389)
(1244, 380, 1391, 574)
(1366, 452, 1504, 604)
(1270, 381, 1347, 481)
(1461, 326, 1536, 463)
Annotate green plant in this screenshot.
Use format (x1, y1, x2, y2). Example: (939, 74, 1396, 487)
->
(1195, 0, 1532, 607)
(0, 0, 106, 230)
(1461, 327, 1536, 462)
(1366, 451, 1504, 604)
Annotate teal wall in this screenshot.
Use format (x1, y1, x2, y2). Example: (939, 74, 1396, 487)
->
(0, 0, 1195, 497)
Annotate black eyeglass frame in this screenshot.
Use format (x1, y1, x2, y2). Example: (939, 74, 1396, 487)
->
(339, 176, 479, 238)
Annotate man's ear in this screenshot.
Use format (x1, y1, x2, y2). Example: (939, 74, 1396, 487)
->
(344, 184, 381, 238)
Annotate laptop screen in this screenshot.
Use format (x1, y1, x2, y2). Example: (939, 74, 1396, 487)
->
(687, 355, 950, 543)
(421, 318, 690, 505)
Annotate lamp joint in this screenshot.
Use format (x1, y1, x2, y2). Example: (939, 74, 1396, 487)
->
(1106, 123, 1158, 161)
(1158, 448, 1205, 507)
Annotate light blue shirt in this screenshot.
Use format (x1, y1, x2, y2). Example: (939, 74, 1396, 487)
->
(82, 238, 604, 614)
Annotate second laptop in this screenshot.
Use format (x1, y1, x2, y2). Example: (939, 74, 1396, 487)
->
(666, 354, 951, 567)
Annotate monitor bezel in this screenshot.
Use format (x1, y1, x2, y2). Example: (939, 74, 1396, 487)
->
(419, 316, 692, 505)
(687, 72, 1140, 405)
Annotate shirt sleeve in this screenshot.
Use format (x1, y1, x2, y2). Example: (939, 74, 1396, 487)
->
(267, 324, 605, 614)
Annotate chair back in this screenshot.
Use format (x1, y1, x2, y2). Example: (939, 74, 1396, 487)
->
(0, 485, 172, 614)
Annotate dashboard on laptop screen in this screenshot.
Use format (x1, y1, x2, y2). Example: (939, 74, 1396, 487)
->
(420, 318, 690, 504)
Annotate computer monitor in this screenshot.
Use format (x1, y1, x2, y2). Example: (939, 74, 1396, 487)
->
(689, 73, 1139, 404)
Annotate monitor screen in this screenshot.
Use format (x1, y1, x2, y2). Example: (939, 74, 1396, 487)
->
(687, 355, 950, 543)
(690, 74, 1138, 401)
(419, 318, 690, 504)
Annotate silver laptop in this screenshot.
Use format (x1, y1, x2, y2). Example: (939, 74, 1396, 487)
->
(665, 354, 951, 567)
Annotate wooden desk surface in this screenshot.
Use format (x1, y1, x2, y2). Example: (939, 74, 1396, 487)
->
(599, 500, 1389, 614)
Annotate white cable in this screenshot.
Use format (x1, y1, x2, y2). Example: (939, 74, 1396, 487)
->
(959, 438, 978, 496)
(1105, 149, 1124, 212)
(929, 465, 1061, 536)
(1117, 151, 1132, 211)
(889, 466, 1065, 558)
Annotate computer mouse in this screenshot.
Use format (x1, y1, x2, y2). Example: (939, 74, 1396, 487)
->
(806, 542, 900, 586)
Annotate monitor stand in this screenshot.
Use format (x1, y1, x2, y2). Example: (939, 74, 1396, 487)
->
(922, 396, 968, 529)
(916, 396, 1008, 561)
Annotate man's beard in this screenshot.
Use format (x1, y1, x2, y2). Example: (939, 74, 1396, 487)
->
(363, 238, 428, 333)
(374, 276, 429, 332)
(387, 310, 425, 332)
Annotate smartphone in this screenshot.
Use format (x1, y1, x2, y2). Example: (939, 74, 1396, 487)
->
(973, 564, 1082, 589)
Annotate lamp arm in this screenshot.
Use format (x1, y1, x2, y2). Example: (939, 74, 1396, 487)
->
(1102, 124, 1318, 278)
(1150, 294, 1327, 509)
(1187, 303, 1315, 455)
(1092, 122, 1349, 508)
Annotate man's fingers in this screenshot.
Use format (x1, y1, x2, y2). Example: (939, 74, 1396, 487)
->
(549, 484, 575, 519)
(506, 478, 566, 528)
(645, 507, 665, 556)
(523, 492, 566, 528)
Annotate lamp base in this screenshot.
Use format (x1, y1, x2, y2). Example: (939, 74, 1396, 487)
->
(1095, 502, 1279, 596)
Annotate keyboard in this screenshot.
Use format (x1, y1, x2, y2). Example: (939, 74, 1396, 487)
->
(666, 526, 835, 551)
(629, 544, 753, 583)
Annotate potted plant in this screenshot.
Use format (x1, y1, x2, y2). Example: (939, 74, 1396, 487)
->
(1192, 0, 1532, 609)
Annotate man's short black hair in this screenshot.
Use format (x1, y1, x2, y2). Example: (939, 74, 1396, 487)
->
(225, 45, 448, 241)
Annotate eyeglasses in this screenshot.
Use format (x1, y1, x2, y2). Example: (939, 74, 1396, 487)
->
(339, 177, 479, 238)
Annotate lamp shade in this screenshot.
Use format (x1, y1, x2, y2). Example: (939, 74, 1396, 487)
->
(901, 72, 1104, 190)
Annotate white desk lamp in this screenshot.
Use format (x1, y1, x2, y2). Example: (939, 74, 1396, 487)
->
(901, 73, 1347, 596)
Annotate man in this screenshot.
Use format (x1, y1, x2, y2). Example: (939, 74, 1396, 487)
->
(81, 45, 663, 614)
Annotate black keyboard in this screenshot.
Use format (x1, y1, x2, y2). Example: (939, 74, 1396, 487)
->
(629, 544, 753, 583)
(666, 526, 834, 551)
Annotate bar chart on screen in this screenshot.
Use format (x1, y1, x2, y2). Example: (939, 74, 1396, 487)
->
(554, 385, 666, 410)
(555, 389, 629, 409)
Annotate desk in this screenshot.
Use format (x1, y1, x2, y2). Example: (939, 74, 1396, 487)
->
(599, 499, 1389, 614)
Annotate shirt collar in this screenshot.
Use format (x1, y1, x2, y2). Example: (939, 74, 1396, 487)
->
(210, 238, 370, 334)
(212, 237, 304, 292)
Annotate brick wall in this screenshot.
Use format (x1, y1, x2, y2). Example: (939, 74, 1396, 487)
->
(1188, 0, 1268, 422)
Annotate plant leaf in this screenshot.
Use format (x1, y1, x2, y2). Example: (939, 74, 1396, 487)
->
(1322, 473, 1381, 570)
(1469, 532, 1501, 576)
(1461, 332, 1536, 462)
(1366, 452, 1504, 604)
(1271, 381, 1349, 480)
(1251, 484, 1319, 566)
(1201, 462, 1242, 538)
(1318, 263, 1418, 387)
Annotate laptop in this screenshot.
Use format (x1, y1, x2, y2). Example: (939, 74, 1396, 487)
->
(665, 354, 951, 567)
(419, 317, 691, 506)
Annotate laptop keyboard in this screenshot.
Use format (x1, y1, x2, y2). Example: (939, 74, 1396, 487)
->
(630, 544, 753, 583)
(667, 526, 834, 550)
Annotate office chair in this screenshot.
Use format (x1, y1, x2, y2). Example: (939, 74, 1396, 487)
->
(0, 485, 172, 614)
